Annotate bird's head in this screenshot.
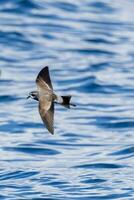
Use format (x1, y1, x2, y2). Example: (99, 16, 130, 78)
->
(27, 91, 38, 101)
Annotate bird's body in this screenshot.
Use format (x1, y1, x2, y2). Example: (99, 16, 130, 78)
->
(27, 66, 75, 134)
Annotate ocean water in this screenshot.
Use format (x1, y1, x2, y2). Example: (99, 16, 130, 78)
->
(0, 0, 134, 199)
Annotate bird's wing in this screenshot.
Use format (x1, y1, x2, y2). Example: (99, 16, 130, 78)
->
(36, 77, 52, 96)
(36, 66, 53, 90)
(36, 66, 54, 134)
(39, 98, 54, 135)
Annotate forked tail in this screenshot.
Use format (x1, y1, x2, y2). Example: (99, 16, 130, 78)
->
(61, 95, 76, 108)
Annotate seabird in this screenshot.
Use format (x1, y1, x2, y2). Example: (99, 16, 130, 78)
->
(27, 66, 76, 134)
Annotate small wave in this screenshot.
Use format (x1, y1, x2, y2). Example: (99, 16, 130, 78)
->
(51, 2, 78, 12)
(111, 146, 134, 156)
(0, 170, 38, 181)
(73, 163, 124, 169)
(97, 120, 134, 129)
(3, 146, 60, 155)
(0, 95, 20, 102)
(67, 48, 115, 56)
(81, 178, 106, 184)
(0, 121, 42, 133)
(88, 2, 115, 14)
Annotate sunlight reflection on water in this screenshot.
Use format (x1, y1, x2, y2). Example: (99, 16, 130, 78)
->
(0, 0, 134, 199)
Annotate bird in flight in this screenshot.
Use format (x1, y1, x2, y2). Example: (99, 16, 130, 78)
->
(27, 66, 76, 134)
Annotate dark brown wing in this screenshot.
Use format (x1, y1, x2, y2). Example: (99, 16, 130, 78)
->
(36, 66, 53, 90)
(36, 77, 52, 96)
(39, 101, 54, 135)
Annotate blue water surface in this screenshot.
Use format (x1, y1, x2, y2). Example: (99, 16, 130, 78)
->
(0, 0, 134, 199)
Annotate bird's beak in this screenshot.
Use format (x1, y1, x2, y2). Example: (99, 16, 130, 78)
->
(27, 95, 31, 99)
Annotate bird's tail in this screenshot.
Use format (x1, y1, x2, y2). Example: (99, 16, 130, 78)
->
(61, 95, 76, 108)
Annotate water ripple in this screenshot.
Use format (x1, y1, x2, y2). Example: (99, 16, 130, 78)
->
(0, 0, 134, 199)
(73, 163, 125, 169)
(3, 146, 60, 155)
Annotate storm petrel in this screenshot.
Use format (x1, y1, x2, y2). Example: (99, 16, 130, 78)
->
(27, 66, 76, 134)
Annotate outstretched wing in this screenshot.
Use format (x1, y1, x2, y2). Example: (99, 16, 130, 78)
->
(39, 100, 54, 135)
(36, 66, 54, 134)
(36, 66, 53, 90)
(36, 77, 52, 97)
